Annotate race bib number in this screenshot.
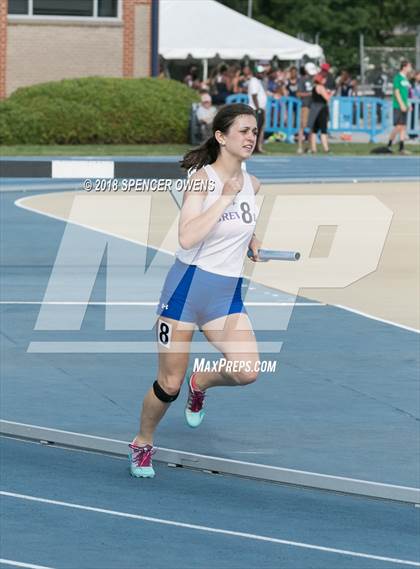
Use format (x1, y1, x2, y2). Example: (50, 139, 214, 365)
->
(158, 319, 172, 349)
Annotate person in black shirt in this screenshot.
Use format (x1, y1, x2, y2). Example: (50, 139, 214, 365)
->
(320, 62, 336, 93)
(297, 63, 316, 154)
(372, 67, 388, 123)
(285, 66, 299, 97)
(285, 66, 299, 131)
(211, 64, 231, 106)
(307, 74, 332, 153)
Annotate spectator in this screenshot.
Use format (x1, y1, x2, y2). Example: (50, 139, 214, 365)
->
(307, 73, 332, 154)
(320, 62, 335, 132)
(297, 62, 317, 154)
(349, 78, 358, 97)
(243, 65, 267, 153)
(231, 65, 246, 94)
(387, 60, 413, 154)
(411, 70, 420, 99)
(267, 70, 280, 95)
(320, 62, 336, 94)
(272, 82, 287, 99)
(348, 78, 359, 126)
(373, 66, 388, 99)
(158, 63, 168, 80)
(285, 66, 299, 130)
(408, 70, 420, 138)
(183, 66, 200, 90)
(196, 92, 217, 141)
(277, 68, 287, 85)
(373, 66, 388, 123)
(336, 70, 352, 96)
(210, 63, 231, 105)
(285, 66, 299, 98)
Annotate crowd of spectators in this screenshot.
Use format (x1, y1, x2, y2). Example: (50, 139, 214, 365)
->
(184, 61, 420, 153)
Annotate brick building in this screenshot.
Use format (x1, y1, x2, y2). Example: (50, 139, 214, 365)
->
(0, 0, 154, 98)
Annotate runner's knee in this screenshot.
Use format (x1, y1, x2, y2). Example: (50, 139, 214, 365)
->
(156, 372, 185, 395)
(229, 366, 259, 386)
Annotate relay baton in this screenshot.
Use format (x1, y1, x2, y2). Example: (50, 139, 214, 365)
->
(247, 249, 301, 261)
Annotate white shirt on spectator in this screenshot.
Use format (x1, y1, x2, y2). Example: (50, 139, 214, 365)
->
(196, 104, 217, 124)
(247, 77, 267, 110)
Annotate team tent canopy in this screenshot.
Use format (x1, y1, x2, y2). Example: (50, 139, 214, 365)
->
(159, 0, 323, 71)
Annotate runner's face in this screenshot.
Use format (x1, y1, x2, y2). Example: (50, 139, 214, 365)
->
(223, 115, 258, 158)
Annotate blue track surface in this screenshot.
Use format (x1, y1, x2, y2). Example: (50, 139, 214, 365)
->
(1, 437, 418, 569)
(1, 165, 419, 568)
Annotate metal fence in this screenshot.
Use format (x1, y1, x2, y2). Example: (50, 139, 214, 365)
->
(225, 94, 420, 142)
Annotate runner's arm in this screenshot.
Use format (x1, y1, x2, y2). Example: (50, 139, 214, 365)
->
(178, 170, 236, 249)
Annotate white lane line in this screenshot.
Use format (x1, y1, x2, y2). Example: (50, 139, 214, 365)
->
(246, 302, 323, 306)
(335, 304, 420, 334)
(1, 491, 419, 566)
(0, 301, 323, 307)
(0, 560, 56, 569)
(1, 301, 160, 305)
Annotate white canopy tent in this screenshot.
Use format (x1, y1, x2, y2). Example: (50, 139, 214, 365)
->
(159, 0, 323, 78)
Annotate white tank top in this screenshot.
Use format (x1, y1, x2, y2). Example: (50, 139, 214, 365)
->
(176, 164, 258, 277)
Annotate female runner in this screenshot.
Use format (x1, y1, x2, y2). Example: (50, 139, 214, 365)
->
(129, 103, 263, 477)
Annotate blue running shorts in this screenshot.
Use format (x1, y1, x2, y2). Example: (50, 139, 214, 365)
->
(157, 259, 246, 326)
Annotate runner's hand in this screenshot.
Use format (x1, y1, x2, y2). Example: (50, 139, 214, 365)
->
(248, 235, 265, 262)
(222, 177, 242, 202)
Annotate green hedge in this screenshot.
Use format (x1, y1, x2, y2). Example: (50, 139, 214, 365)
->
(0, 77, 199, 144)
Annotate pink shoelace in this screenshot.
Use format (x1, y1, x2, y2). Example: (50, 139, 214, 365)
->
(188, 386, 206, 413)
(129, 444, 155, 467)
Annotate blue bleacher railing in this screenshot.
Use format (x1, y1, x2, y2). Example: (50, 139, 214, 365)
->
(328, 96, 392, 142)
(225, 94, 249, 105)
(224, 95, 419, 142)
(226, 94, 300, 142)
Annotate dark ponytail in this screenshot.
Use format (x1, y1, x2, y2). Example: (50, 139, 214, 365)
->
(180, 103, 256, 171)
(180, 135, 219, 171)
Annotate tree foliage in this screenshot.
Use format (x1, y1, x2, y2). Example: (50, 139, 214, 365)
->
(220, 0, 419, 73)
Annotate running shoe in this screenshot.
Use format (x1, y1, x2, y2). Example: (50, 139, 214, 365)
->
(185, 373, 206, 428)
(128, 442, 156, 478)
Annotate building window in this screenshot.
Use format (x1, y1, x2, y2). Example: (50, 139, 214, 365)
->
(98, 0, 118, 18)
(8, 0, 119, 18)
(33, 0, 94, 17)
(8, 0, 29, 14)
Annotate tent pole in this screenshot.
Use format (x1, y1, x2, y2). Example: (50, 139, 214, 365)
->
(247, 0, 253, 18)
(202, 59, 208, 82)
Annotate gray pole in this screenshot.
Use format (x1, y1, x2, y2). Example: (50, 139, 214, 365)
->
(202, 59, 208, 82)
(359, 33, 365, 85)
(247, 0, 253, 18)
(151, 0, 159, 77)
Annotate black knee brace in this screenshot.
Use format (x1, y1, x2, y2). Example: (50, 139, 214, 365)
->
(153, 380, 180, 403)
